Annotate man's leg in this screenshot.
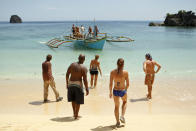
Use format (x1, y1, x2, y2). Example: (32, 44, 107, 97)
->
(121, 94, 127, 118)
(147, 85, 152, 99)
(94, 74, 98, 87)
(75, 104, 80, 119)
(72, 101, 76, 117)
(49, 80, 60, 100)
(113, 95, 120, 124)
(44, 81, 49, 101)
(90, 75, 94, 87)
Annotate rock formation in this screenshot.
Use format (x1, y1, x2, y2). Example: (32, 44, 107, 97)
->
(149, 22, 164, 26)
(149, 10, 196, 27)
(164, 10, 196, 26)
(10, 15, 22, 23)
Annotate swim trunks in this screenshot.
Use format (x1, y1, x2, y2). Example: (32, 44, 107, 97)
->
(68, 84, 84, 104)
(90, 69, 98, 75)
(113, 89, 127, 97)
(145, 74, 155, 85)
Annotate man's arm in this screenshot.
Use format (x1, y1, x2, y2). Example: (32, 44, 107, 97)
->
(98, 63, 102, 76)
(109, 71, 114, 98)
(82, 67, 89, 96)
(66, 65, 71, 89)
(154, 62, 161, 73)
(89, 61, 92, 69)
(48, 63, 53, 80)
(143, 62, 146, 74)
(125, 72, 130, 91)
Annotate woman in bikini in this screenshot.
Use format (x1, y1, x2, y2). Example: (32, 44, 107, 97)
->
(89, 55, 102, 88)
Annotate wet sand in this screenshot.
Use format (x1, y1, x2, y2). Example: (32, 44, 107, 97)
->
(0, 76, 196, 131)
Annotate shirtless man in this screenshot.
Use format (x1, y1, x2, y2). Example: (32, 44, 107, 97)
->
(42, 54, 63, 102)
(109, 58, 129, 127)
(90, 55, 102, 88)
(143, 53, 161, 99)
(72, 24, 76, 37)
(66, 54, 89, 119)
(88, 26, 92, 38)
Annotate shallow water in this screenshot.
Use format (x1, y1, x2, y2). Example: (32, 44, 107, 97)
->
(0, 21, 196, 80)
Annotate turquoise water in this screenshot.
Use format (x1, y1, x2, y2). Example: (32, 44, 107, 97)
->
(0, 21, 196, 80)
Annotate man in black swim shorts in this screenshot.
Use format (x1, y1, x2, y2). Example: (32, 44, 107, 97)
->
(66, 54, 89, 119)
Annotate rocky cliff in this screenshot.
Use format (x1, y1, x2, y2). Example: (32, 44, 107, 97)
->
(10, 15, 22, 23)
(149, 10, 196, 27)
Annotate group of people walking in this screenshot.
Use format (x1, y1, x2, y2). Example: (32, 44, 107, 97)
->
(42, 53, 161, 127)
(71, 24, 99, 39)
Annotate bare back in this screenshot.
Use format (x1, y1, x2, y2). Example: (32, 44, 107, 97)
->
(90, 60, 99, 70)
(144, 60, 156, 74)
(67, 62, 87, 82)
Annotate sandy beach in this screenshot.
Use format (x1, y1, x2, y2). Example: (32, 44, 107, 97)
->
(1, 76, 196, 131)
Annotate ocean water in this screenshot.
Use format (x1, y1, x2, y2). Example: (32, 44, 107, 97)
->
(0, 21, 196, 80)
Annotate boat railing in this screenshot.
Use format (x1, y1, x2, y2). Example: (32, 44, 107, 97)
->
(98, 33, 107, 38)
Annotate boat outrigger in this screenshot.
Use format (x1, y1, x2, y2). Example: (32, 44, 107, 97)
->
(46, 24, 134, 50)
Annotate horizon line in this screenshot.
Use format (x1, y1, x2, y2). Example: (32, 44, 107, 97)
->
(0, 19, 163, 22)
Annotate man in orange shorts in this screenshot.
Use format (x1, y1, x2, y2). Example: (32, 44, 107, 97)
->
(143, 53, 161, 99)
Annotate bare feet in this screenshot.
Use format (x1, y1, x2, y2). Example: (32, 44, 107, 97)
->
(116, 122, 120, 128)
(43, 99, 49, 103)
(146, 94, 152, 99)
(120, 116, 125, 123)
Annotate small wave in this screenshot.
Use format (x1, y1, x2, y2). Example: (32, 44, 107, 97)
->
(39, 41, 46, 44)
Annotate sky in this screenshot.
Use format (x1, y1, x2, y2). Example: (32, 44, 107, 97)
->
(0, 0, 196, 21)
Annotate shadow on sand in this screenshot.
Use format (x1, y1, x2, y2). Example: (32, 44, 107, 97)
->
(50, 117, 77, 122)
(91, 125, 124, 131)
(29, 100, 56, 105)
(130, 97, 149, 102)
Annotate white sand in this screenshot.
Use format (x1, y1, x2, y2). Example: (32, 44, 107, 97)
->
(0, 77, 196, 131)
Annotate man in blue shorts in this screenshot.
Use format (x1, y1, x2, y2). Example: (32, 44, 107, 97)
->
(109, 58, 130, 127)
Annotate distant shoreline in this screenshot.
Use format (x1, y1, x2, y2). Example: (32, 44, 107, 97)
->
(0, 20, 163, 23)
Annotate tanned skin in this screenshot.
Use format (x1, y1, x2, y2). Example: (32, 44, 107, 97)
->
(66, 54, 89, 119)
(90, 55, 102, 88)
(143, 55, 161, 99)
(109, 58, 129, 125)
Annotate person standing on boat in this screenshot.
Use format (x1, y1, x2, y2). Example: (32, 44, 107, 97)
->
(80, 25, 85, 37)
(66, 54, 89, 120)
(89, 55, 102, 88)
(88, 26, 92, 38)
(42, 54, 63, 103)
(143, 53, 161, 99)
(72, 24, 76, 37)
(93, 25, 99, 38)
(109, 58, 129, 127)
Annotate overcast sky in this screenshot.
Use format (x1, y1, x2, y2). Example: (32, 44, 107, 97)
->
(0, 0, 196, 21)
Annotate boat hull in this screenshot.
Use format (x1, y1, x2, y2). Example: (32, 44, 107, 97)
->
(73, 37, 106, 50)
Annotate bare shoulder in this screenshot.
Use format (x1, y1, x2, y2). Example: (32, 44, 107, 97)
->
(69, 62, 76, 67)
(46, 61, 51, 66)
(152, 60, 158, 65)
(110, 69, 116, 75)
(97, 61, 100, 65)
(123, 70, 129, 76)
(81, 64, 87, 72)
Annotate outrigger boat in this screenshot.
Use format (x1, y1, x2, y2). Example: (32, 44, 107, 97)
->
(63, 33, 107, 50)
(46, 25, 134, 50)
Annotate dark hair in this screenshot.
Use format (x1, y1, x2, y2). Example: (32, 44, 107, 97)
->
(46, 54, 52, 61)
(145, 53, 152, 61)
(78, 54, 85, 63)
